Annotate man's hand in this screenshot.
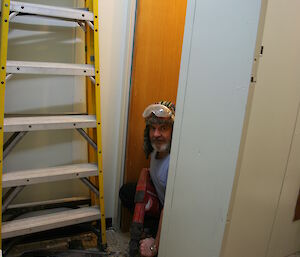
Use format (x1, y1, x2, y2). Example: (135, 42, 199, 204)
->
(141, 168, 150, 173)
(140, 237, 157, 257)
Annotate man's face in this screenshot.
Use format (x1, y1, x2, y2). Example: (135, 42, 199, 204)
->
(149, 122, 172, 153)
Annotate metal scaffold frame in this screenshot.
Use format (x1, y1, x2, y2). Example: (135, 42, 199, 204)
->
(0, 0, 107, 250)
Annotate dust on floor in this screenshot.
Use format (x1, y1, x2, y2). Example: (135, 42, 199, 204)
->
(7, 229, 130, 257)
(7, 231, 300, 257)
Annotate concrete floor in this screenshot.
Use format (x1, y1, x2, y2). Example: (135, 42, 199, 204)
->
(5, 230, 300, 257)
(7, 229, 130, 257)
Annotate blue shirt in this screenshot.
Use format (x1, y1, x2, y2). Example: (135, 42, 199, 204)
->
(150, 151, 170, 205)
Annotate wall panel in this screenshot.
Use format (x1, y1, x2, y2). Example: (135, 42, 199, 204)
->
(159, 0, 261, 256)
(222, 0, 300, 256)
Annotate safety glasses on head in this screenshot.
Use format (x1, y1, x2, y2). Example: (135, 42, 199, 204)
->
(142, 104, 174, 120)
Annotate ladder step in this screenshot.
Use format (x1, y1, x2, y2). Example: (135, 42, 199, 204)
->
(4, 115, 96, 132)
(5, 1, 94, 22)
(7, 196, 90, 210)
(6, 61, 95, 76)
(3, 163, 98, 188)
(2, 206, 100, 239)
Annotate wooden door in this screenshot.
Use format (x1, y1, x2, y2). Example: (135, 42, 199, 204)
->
(122, 0, 187, 229)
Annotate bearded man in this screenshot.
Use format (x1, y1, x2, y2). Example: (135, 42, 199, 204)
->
(120, 101, 175, 257)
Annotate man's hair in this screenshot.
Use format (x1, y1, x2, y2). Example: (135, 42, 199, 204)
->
(143, 101, 175, 158)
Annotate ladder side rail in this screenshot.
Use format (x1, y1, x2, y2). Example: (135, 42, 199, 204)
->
(0, 0, 11, 248)
(92, 0, 107, 247)
(85, 0, 98, 211)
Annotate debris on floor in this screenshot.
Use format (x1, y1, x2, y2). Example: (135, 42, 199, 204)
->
(6, 229, 130, 257)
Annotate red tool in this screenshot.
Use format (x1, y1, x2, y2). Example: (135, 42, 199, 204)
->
(129, 168, 160, 257)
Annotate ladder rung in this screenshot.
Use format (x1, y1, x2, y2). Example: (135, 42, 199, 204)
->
(7, 197, 90, 210)
(4, 115, 96, 132)
(6, 61, 95, 76)
(4, 1, 94, 22)
(2, 206, 100, 239)
(3, 163, 98, 188)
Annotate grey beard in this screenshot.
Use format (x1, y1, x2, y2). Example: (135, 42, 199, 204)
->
(151, 141, 170, 153)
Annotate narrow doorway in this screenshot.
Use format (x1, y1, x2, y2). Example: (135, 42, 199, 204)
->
(121, 0, 187, 230)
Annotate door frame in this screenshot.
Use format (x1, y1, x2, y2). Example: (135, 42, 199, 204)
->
(113, 0, 137, 227)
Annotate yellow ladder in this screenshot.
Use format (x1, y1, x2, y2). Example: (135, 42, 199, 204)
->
(0, 0, 106, 250)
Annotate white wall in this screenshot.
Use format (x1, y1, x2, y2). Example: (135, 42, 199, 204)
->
(221, 0, 300, 256)
(99, 0, 135, 221)
(159, 0, 261, 256)
(4, 0, 135, 221)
